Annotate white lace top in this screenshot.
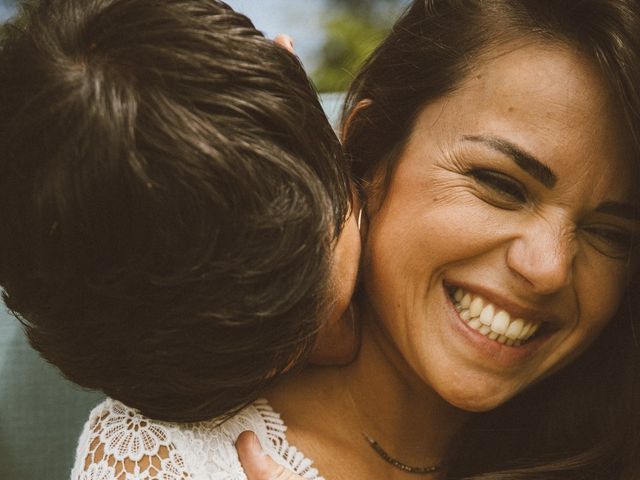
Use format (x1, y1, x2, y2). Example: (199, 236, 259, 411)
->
(70, 398, 323, 480)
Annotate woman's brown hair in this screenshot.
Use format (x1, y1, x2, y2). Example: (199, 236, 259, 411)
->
(343, 0, 640, 477)
(0, 0, 350, 422)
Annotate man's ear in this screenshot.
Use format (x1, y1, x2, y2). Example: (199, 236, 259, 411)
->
(341, 99, 373, 144)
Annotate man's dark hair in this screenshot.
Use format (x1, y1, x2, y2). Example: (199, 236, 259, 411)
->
(343, 0, 640, 478)
(0, 0, 350, 422)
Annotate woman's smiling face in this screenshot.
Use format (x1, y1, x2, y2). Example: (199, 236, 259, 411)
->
(362, 43, 639, 411)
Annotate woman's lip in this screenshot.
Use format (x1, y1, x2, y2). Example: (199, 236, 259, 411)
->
(443, 284, 550, 365)
(443, 281, 563, 327)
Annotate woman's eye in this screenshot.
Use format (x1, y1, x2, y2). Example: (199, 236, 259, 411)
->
(582, 225, 636, 259)
(467, 169, 527, 204)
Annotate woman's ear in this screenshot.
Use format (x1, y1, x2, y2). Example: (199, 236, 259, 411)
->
(341, 99, 373, 144)
(342, 99, 376, 226)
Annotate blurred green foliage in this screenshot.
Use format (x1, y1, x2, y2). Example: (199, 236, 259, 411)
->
(0, 0, 408, 93)
(312, 0, 407, 92)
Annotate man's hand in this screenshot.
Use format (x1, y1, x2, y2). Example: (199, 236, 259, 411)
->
(236, 431, 306, 480)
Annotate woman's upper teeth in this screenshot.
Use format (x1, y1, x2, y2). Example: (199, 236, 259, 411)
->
(453, 288, 541, 345)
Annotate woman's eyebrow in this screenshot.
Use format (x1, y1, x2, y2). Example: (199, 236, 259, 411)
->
(595, 201, 640, 221)
(461, 135, 640, 220)
(461, 134, 557, 188)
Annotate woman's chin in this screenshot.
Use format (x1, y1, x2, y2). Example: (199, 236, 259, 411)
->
(447, 397, 504, 413)
(435, 380, 520, 413)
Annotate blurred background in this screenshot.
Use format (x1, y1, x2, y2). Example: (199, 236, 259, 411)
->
(0, 0, 409, 92)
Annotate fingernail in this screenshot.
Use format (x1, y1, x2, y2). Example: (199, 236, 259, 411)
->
(247, 431, 269, 458)
(283, 35, 294, 49)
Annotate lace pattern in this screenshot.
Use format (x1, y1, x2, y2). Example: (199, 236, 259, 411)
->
(72, 399, 190, 480)
(255, 401, 320, 480)
(71, 398, 323, 480)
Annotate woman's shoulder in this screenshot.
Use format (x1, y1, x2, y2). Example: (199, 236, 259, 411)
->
(69, 397, 287, 480)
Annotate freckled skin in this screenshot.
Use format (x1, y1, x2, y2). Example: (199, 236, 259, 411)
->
(363, 42, 638, 411)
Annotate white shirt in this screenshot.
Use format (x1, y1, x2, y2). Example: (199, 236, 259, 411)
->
(71, 398, 322, 480)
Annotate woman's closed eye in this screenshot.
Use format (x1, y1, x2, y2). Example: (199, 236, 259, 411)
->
(466, 169, 528, 207)
(582, 224, 637, 259)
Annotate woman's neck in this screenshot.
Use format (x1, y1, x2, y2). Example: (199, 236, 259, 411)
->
(266, 308, 471, 478)
(341, 311, 470, 465)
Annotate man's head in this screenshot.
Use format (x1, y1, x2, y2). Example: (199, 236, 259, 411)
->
(0, 0, 350, 421)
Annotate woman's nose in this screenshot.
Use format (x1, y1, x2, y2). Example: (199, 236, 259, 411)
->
(506, 222, 575, 295)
